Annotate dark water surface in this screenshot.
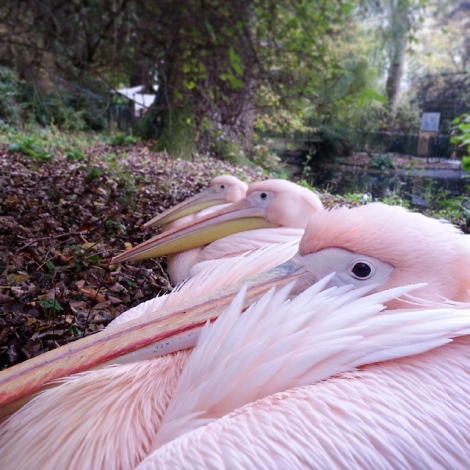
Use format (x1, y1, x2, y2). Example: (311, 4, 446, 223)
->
(307, 165, 469, 208)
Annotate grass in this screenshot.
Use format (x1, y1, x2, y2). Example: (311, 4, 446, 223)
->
(0, 124, 107, 156)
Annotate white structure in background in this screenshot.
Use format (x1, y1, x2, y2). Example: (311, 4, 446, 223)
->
(115, 85, 157, 116)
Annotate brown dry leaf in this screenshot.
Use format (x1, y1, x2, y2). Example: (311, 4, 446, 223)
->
(79, 286, 106, 303)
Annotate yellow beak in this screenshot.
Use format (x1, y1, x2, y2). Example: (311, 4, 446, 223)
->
(111, 198, 278, 264)
(143, 188, 229, 229)
(0, 262, 308, 411)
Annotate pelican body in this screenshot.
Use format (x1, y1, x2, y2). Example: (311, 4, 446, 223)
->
(2, 203, 470, 469)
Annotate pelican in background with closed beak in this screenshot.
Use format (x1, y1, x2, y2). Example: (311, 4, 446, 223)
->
(142, 175, 248, 230)
(142, 175, 249, 284)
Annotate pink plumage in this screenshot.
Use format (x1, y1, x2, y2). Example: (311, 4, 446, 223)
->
(2, 202, 470, 469)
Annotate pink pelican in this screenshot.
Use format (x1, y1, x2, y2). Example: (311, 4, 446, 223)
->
(141, 174, 249, 284)
(142, 174, 248, 230)
(2, 203, 470, 468)
(111, 179, 323, 283)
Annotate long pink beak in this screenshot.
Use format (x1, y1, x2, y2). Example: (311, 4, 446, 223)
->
(0, 262, 305, 410)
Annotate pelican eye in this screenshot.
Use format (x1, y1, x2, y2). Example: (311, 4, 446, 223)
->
(260, 192, 267, 199)
(351, 262, 372, 279)
(220, 184, 225, 189)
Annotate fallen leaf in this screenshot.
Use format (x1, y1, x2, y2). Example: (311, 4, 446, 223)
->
(79, 286, 106, 303)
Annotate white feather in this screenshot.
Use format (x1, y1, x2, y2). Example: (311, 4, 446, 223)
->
(152, 279, 470, 448)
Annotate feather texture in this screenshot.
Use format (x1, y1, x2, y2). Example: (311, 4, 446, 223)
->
(151, 277, 470, 448)
(139, 336, 470, 469)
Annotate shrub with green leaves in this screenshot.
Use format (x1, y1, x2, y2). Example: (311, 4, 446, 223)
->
(252, 145, 281, 170)
(214, 139, 252, 166)
(66, 149, 87, 161)
(0, 67, 23, 126)
(8, 137, 54, 163)
(368, 155, 396, 171)
(109, 132, 140, 146)
(451, 114, 470, 173)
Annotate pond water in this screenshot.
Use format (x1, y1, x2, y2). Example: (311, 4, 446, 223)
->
(306, 165, 469, 208)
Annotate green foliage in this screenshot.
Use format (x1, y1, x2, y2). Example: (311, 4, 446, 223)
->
(315, 124, 353, 160)
(45, 260, 56, 274)
(79, 166, 105, 182)
(109, 132, 140, 146)
(252, 145, 281, 170)
(0, 67, 23, 126)
(39, 299, 63, 312)
(342, 193, 367, 204)
(214, 139, 252, 166)
(0, 62, 109, 132)
(368, 155, 396, 171)
(381, 192, 410, 209)
(335, 99, 420, 136)
(296, 180, 317, 192)
(105, 220, 127, 234)
(66, 150, 86, 161)
(451, 114, 470, 169)
(8, 137, 54, 163)
(27, 90, 86, 131)
(422, 190, 470, 226)
(462, 156, 470, 174)
(1, 126, 105, 156)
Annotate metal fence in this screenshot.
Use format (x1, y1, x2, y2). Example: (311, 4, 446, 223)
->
(260, 130, 462, 159)
(349, 131, 459, 159)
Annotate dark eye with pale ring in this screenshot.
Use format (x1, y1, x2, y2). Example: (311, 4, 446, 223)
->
(220, 185, 225, 189)
(352, 262, 372, 278)
(260, 192, 267, 199)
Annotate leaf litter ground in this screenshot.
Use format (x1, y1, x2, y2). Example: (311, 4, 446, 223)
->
(0, 144, 269, 369)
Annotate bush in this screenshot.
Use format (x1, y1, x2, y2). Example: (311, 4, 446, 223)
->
(0, 70, 110, 132)
(315, 124, 353, 160)
(252, 145, 281, 170)
(0, 67, 23, 125)
(8, 137, 54, 163)
(28, 91, 86, 131)
(451, 114, 470, 168)
(368, 155, 396, 171)
(213, 139, 252, 166)
(109, 133, 140, 146)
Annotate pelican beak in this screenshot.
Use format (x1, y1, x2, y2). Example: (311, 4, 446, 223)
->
(111, 198, 277, 264)
(0, 261, 309, 410)
(143, 189, 229, 229)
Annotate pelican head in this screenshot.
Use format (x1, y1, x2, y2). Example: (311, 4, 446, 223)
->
(143, 175, 248, 229)
(111, 179, 323, 264)
(292, 202, 470, 308)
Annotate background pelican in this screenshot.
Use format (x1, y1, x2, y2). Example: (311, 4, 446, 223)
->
(142, 174, 248, 230)
(2, 203, 470, 469)
(112, 179, 323, 283)
(143, 175, 249, 284)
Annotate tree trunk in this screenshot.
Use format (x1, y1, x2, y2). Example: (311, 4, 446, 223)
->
(385, 33, 407, 114)
(385, 0, 410, 115)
